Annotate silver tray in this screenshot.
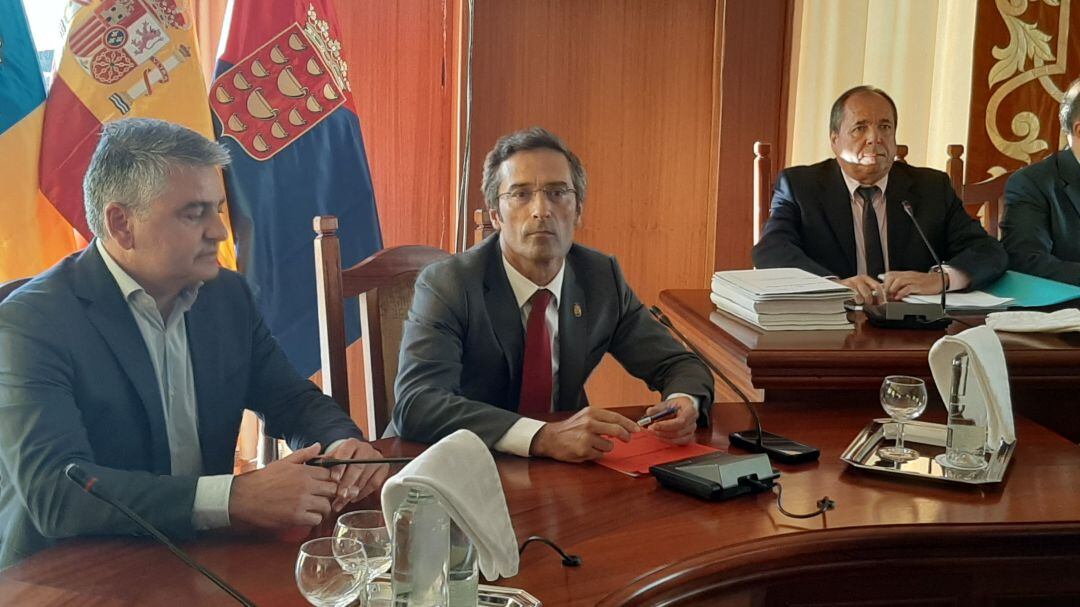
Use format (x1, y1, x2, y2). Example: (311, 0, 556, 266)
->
(840, 418, 1014, 484)
(367, 575, 541, 607)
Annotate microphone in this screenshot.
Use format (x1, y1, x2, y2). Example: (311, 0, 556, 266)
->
(64, 463, 257, 607)
(902, 201, 948, 313)
(648, 306, 819, 464)
(862, 201, 952, 330)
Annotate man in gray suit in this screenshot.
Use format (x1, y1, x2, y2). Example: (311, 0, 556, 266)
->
(393, 127, 714, 462)
(0, 119, 386, 569)
(1002, 77, 1080, 285)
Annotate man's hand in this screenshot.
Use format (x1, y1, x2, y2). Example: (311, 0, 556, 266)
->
(645, 396, 697, 445)
(882, 270, 945, 300)
(834, 275, 884, 305)
(229, 443, 337, 529)
(529, 407, 640, 463)
(323, 438, 390, 512)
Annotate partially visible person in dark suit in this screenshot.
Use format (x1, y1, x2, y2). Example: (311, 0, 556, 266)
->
(752, 85, 1007, 304)
(393, 127, 714, 463)
(1001, 77, 1080, 285)
(0, 119, 386, 570)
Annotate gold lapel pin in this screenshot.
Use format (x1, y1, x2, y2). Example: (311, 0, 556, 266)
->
(573, 303, 583, 318)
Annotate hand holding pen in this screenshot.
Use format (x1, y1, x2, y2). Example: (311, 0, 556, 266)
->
(639, 397, 697, 445)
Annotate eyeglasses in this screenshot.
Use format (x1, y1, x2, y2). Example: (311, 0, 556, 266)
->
(497, 187, 577, 207)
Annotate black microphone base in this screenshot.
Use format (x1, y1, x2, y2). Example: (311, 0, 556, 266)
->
(729, 429, 821, 464)
(863, 302, 952, 330)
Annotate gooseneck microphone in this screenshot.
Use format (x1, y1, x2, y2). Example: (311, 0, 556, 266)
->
(64, 464, 257, 607)
(648, 306, 819, 463)
(902, 201, 948, 313)
(861, 201, 952, 330)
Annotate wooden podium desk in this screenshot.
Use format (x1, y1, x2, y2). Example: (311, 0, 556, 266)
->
(1, 403, 1078, 606)
(659, 288, 1080, 442)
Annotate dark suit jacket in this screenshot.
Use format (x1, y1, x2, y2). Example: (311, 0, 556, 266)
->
(392, 234, 714, 446)
(0, 245, 363, 569)
(1001, 149, 1080, 285)
(752, 159, 1007, 289)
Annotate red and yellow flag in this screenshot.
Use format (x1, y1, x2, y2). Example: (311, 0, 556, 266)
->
(39, 0, 236, 269)
(0, 0, 80, 283)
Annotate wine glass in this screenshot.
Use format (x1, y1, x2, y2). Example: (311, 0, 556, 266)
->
(878, 375, 928, 462)
(335, 510, 392, 605)
(295, 537, 366, 607)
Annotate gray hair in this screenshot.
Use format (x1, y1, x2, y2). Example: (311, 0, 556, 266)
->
(83, 118, 230, 239)
(480, 127, 587, 212)
(1060, 77, 1080, 137)
(829, 85, 898, 135)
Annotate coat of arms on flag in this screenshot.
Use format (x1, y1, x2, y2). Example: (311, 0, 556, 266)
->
(210, 5, 349, 161)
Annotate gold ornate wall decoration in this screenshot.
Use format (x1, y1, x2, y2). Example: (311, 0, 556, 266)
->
(984, 0, 1071, 175)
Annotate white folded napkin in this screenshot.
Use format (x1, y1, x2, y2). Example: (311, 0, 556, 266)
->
(928, 325, 1016, 450)
(381, 430, 519, 581)
(985, 308, 1080, 333)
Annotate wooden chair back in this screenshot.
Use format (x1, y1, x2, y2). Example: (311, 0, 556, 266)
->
(0, 278, 30, 303)
(313, 216, 450, 437)
(473, 208, 495, 246)
(753, 142, 773, 243)
(945, 144, 1012, 239)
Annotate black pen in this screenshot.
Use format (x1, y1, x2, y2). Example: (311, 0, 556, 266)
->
(636, 405, 679, 427)
(306, 457, 414, 467)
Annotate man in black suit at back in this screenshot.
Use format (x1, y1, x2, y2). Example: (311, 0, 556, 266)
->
(752, 85, 1006, 304)
(1001, 77, 1080, 285)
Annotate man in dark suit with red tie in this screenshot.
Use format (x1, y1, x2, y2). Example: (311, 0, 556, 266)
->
(752, 85, 1006, 305)
(393, 127, 714, 462)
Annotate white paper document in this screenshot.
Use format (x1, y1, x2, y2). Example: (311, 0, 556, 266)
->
(985, 308, 1080, 333)
(712, 268, 853, 300)
(905, 291, 1014, 310)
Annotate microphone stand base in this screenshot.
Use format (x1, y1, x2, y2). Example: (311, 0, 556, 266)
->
(863, 302, 952, 330)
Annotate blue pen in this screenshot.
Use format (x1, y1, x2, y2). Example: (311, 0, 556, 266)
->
(636, 405, 679, 427)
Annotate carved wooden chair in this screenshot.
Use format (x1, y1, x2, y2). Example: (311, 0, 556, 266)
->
(946, 144, 1013, 239)
(313, 216, 449, 438)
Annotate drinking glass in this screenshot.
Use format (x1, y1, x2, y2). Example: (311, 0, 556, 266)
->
(295, 537, 366, 607)
(878, 375, 928, 462)
(336, 510, 392, 605)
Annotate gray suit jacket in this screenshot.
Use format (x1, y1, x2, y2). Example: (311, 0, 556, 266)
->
(1001, 149, 1080, 285)
(0, 245, 363, 570)
(392, 234, 714, 447)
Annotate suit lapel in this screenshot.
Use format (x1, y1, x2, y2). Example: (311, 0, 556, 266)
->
(884, 164, 916, 271)
(482, 236, 525, 398)
(1056, 149, 1080, 219)
(185, 299, 221, 471)
(556, 258, 587, 411)
(820, 161, 858, 276)
(72, 245, 172, 474)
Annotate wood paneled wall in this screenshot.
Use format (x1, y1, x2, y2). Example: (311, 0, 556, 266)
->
(462, 0, 718, 406)
(336, 0, 454, 251)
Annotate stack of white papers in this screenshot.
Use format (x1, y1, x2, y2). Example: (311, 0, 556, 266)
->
(710, 268, 854, 331)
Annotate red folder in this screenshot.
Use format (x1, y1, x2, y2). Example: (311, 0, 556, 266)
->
(597, 431, 719, 477)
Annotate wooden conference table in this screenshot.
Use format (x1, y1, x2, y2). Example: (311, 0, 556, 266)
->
(659, 288, 1080, 442)
(1, 402, 1078, 606)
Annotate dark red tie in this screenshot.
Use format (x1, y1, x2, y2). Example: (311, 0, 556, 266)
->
(518, 289, 553, 417)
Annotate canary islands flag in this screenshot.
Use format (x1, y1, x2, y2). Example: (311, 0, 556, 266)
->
(211, 0, 382, 376)
(0, 0, 79, 282)
(38, 0, 236, 269)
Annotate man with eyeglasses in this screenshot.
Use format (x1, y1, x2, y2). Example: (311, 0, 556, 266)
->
(393, 127, 714, 462)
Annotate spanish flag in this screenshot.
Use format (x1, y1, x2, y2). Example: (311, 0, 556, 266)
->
(0, 0, 79, 283)
(38, 0, 236, 269)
